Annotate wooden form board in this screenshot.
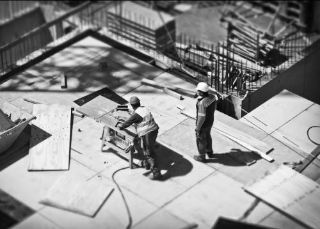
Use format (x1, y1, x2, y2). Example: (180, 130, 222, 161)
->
(244, 165, 320, 229)
(75, 95, 118, 120)
(180, 109, 273, 162)
(28, 104, 71, 170)
(240, 90, 313, 134)
(40, 172, 114, 217)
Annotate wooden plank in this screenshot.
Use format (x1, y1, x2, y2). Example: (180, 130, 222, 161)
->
(244, 165, 320, 229)
(75, 95, 118, 120)
(215, 121, 273, 155)
(40, 171, 114, 217)
(141, 78, 197, 98)
(294, 146, 320, 173)
(28, 104, 71, 171)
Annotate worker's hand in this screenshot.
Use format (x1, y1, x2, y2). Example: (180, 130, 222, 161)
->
(195, 129, 200, 138)
(116, 123, 124, 130)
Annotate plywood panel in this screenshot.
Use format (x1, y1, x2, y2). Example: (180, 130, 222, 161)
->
(28, 104, 71, 170)
(165, 172, 254, 229)
(271, 104, 320, 154)
(76, 95, 118, 119)
(244, 165, 320, 229)
(40, 171, 114, 217)
(240, 90, 313, 134)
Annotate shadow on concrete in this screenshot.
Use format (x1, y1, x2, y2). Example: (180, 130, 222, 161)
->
(155, 142, 193, 181)
(0, 127, 30, 171)
(28, 125, 52, 149)
(206, 148, 261, 166)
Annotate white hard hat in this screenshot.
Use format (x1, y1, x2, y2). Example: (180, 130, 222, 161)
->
(196, 82, 209, 92)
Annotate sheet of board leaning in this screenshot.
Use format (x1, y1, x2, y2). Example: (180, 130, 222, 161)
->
(28, 104, 71, 170)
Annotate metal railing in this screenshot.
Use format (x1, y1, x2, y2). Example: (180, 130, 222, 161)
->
(0, 1, 94, 75)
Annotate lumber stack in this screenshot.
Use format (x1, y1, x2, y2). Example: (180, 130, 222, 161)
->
(106, 1, 175, 52)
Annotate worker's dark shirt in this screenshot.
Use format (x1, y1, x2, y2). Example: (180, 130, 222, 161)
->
(196, 94, 216, 130)
(120, 113, 143, 129)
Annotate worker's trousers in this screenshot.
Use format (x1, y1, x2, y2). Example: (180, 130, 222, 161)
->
(196, 127, 213, 156)
(141, 129, 159, 171)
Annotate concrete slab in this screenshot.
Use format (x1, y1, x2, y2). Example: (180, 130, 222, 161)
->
(165, 172, 254, 229)
(0, 157, 94, 210)
(40, 180, 157, 229)
(12, 213, 62, 229)
(133, 209, 190, 229)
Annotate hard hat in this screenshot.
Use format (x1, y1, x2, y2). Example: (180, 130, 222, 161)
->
(129, 96, 140, 105)
(196, 82, 209, 92)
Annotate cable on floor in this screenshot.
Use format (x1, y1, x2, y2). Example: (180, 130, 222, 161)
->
(111, 166, 132, 229)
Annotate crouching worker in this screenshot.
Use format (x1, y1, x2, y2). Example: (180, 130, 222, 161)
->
(118, 96, 162, 180)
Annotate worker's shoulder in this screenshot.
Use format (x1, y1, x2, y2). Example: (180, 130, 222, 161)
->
(202, 95, 216, 107)
(135, 106, 149, 117)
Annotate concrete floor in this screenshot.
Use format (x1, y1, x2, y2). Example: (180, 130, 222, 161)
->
(0, 36, 317, 229)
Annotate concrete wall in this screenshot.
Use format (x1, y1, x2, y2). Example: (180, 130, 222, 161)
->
(0, 7, 48, 47)
(312, 1, 320, 33)
(242, 45, 320, 114)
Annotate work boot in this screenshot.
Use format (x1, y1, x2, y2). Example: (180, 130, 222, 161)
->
(193, 155, 206, 163)
(142, 160, 151, 170)
(206, 152, 215, 158)
(149, 169, 162, 180)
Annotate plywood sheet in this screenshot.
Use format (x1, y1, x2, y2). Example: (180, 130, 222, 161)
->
(244, 165, 320, 229)
(271, 104, 320, 154)
(240, 90, 313, 134)
(76, 95, 118, 119)
(40, 171, 114, 217)
(28, 104, 71, 170)
(165, 172, 254, 229)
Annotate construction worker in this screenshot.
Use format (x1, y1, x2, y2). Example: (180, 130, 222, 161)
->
(118, 96, 162, 180)
(194, 82, 219, 162)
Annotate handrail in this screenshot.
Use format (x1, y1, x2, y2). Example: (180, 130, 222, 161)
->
(0, 1, 92, 51)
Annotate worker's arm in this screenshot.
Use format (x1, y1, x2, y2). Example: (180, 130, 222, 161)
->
(118, 113, 143, 130)
(195, 104, 206, 134)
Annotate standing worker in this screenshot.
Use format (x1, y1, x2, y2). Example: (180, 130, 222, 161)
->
(194, 82, 221, 162)
(118, 96, 162, 180)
